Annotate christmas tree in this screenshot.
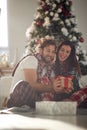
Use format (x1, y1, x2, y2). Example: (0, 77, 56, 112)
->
(25, 0, 87, 75)
(25, 0, 84, 51)
(76, 45, 87, 75)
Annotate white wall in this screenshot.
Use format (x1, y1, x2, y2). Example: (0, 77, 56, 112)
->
(73, 0, 87, 50)
(7, 0, 87, 62)
(7, 0, 37, 62)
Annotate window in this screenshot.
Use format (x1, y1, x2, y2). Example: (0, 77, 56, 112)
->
(0, 0, 8, 53)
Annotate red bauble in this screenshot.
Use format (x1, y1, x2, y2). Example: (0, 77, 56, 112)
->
(42, 4, 50, 11)
(62, 7, 71, 17)
(69, 0, 73, 5)
(79, 37, 84, 42)
(36, 39, 41, 44)
(36, 21, 42, 26)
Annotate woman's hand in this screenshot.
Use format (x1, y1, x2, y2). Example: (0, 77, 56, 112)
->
(64, 80, 74, 93)
(52, 77, 74, 94)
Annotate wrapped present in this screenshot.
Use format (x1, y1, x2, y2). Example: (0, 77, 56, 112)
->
(36, 101, 77, 115)
(57, 75, 73, 89)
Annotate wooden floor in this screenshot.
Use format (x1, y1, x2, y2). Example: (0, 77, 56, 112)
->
(0, 109, 87, 130)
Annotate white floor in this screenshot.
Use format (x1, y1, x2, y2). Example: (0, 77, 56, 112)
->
(0, 110, 87, 130)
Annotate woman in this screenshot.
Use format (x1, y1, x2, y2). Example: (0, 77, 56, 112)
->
(54, 41, 87, 108)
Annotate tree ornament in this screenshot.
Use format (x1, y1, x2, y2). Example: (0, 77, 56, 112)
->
(69, 0, 72, 5)
(42, 4, 50, 11)
(79, 37, 84, 43)
(36, 21, 42, 26)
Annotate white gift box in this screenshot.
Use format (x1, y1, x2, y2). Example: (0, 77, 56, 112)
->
(36, 101, 77, 115)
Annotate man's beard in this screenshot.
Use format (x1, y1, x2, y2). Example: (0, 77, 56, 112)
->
(41, 55, 53, 65)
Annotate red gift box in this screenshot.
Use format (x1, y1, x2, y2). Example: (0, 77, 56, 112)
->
(57, 75, 73, 89)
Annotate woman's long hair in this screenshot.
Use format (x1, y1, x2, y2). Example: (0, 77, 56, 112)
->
(55, 41, 81, 77)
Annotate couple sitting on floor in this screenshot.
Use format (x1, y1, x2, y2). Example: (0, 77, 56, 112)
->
(7, 39, 87, 108)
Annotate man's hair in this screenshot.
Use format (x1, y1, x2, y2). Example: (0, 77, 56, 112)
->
(40, 39, 56, 49)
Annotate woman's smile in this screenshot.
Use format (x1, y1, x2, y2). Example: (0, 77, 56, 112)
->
(58, 45, 71, 62)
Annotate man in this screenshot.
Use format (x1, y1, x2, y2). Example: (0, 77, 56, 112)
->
(7, 39, 57, 108)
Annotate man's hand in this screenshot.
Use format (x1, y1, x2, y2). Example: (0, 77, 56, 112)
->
(52, 78, 65, 93)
